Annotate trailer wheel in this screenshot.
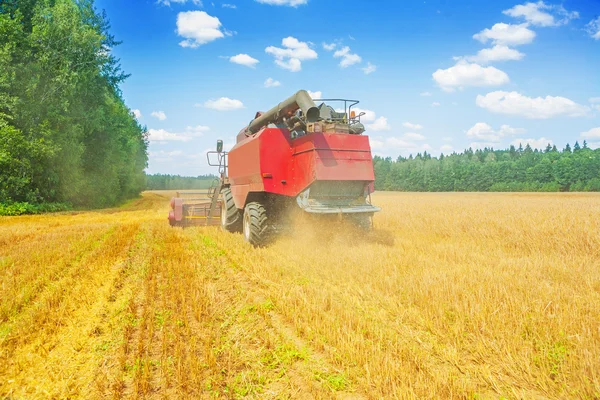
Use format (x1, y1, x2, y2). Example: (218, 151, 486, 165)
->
(221, 188, 242, 233)
(243, 202, 272, 247)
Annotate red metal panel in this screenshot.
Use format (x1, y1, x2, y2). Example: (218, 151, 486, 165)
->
(228, 133, 264, 208)
(227, 128, 376, 208)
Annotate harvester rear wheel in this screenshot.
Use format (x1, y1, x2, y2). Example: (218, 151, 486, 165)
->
(243, 202, 272, 247)
(221, 188, 242, 233)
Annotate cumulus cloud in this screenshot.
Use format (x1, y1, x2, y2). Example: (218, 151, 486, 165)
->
(229, 54, 259, 68)
(586, 17, 600, 40)
(322, 42, 336, 51)
(403, 122, 423, 130)
(177, 11, 228, 48)
(460, 45, 525, 64)
(466, 122, 525, 142)
(222, 3, 236, 8)
(431, 102, 441, 107)
(132, 109, 142, 119)
(147, 125, 207, 142)
(151, 111, 167, 121)
(255, 0, 308, 6)
(265, 37, 317, 72)
(333, 46, 362, 68)
(476, 91, 590, 119)
(511, 137, 553, 149)
(307, 90, 322, 99)
(433, 61, 509, 91)
(403, 132, 426, 141)
(503, 1, 578, 27)
(367, 116, 391, 131)
(362, 62, 377, 74)
(441, 144, 453, 152)
(473, 23, 535, 46)
(581, 127, 600, 138)
(350, 107, 376, 122)
(200, 97, 245, 111)
(264, 77, 281, 88)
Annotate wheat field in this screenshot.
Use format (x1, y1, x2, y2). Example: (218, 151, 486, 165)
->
(0, 191, 599, 399)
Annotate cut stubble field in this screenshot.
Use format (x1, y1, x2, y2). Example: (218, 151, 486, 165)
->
(0, 191, 599, 399)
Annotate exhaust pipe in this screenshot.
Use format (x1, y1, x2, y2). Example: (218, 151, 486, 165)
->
(247, 90, 319, 134)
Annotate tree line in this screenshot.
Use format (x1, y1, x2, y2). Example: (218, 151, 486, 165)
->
(146, 174, 216, 191)
(0, 0, 147, 211)
(374, 142, 600, 192)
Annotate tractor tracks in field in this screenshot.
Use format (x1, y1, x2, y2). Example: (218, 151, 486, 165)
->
(0, 221, 152, 398)
(203, 231, 368, 399)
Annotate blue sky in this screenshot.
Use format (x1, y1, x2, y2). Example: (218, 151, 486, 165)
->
(95, 0, 600, 176)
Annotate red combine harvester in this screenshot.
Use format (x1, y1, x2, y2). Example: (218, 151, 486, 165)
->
(169, 90, 380, 246)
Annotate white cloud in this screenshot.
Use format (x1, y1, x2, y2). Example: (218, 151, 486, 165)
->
(469, 141, 499, 150)
(230, 54, 259, 68)
(473, 23, 536, 46)
(420, 92, 432, 97)
(511, 137, 553, 149)
(402, 122, 423, 130)
(441, 144, 453, 152)
(265, 37, 318, 72)
(460, 45, 525, 64)
(264, 77, 281, 88)
(433, 61, 509, 91)
(362, 62, 377, 74)
(222, 3, 237, 8)
(158, 0, 202, 5)
(403, 132, 426, 141)
(307, 90, 322, 99)
(201, 97, 245, 111)
(466, 122, 525, 142)
(476, 91, 590, 119)
(503, 1, 578, 27)
(431, 102, 441, 107)
(255, 0, 308, 6)
(148, 125, 208, 143)
(367, 116, 391, 131)
(177, 11, 227, 48)
(148, 129, 191, 142)
(589, 97, 600, 103)
(351, 107, 376, 122)
(581, 127, 600, 138)
(333, 46, 362, 68)
(587, 17, 600, 40)
(442, 137, 453, 142)
(151, 111, 167, 121)
(322, 42, 336, 51)
(132, 109, 142, 119)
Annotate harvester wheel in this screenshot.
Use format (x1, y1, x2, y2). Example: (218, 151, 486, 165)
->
(243, 202, 272, 247)
(221, 188, 242, 233)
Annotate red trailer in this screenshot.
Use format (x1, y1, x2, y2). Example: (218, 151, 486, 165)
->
(170, 90, 379, 246)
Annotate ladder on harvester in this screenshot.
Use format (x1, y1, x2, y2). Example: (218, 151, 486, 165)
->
(206, 145, 228, 226)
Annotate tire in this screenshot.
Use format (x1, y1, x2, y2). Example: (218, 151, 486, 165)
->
(221, 188, 242, 232)
(243, 202, 272, 247)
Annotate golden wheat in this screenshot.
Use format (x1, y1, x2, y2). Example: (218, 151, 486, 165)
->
(0, 191, 599, 399)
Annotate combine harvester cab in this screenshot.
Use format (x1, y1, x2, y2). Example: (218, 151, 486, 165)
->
(169, 90, 380, 246)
